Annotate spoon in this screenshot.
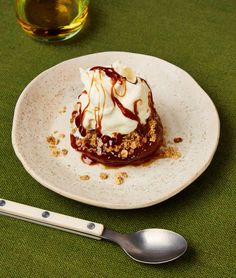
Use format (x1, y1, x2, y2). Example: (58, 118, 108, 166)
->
(0, 199, 187, 264)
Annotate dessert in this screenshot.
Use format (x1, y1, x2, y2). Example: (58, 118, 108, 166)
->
(70, 61, 163, 166)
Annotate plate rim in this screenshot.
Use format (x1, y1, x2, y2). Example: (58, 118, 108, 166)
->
(12, 51, 220, 209)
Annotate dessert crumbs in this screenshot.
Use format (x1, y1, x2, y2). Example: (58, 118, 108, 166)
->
(130, 141, 137, 149)
(51, 149, 61, 157)
(114, 172, 128, 185)
(114, 175, 124, 185)
(47, 135, 59, 145)
(61, 149, 68, 156)
(120, 172, 128, 178)
(120, 149, 128, 158)
(71, 128, 77, 134)
(47, 133, 68, 157)
(50, 147, 68, 157)
(80, 175, 90, 181)
(158, 147, 181, 159)
(59, 133, 66, 139)
(100, 172, 109, 180)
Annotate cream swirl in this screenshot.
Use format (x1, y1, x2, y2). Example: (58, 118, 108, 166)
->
(75, 61, 152, 137)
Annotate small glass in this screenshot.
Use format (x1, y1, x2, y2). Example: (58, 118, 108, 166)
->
(15, 0, 89, 42)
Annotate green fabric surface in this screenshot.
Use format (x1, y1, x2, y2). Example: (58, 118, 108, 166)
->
(0, 0, 235, 277)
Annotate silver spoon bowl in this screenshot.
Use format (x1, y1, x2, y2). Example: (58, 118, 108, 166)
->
(102, 228, 188, 264)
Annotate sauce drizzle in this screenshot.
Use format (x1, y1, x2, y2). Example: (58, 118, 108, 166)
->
(74, 66, 153, 137)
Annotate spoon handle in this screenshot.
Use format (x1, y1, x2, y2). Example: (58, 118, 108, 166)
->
(0, 198, 104, 240)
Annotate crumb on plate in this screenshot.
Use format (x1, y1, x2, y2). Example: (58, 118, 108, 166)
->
(158, 147, 181, 159)
(80, 175, 90, 181)
(120, 172, 128, 178)
(100, 172, 109, 180)
(61, 149, 68, 156)
(114, 175, 124, 185)
(51, 149, 61, 157)
(47, 135, 59, 146)
(114, 171, 129, 185)
(59, 133, 66, 139)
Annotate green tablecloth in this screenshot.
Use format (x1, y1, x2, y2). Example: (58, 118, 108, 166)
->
(0, 0, 235, 277)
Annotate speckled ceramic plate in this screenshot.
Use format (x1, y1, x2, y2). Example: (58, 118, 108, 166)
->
(12, 52, 220, 209)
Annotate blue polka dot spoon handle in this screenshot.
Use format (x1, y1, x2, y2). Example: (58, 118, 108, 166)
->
(0, 198, 104, 239)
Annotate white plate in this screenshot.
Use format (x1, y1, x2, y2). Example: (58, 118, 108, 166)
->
(12, 52, 220, 209)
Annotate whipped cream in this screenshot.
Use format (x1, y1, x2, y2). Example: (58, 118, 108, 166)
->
(75, 61, 152, 137)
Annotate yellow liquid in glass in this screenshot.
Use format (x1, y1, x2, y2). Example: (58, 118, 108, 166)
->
(15, 0, 89, 41)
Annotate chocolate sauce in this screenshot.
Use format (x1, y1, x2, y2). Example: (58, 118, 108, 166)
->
(174, 137, 183, 143)
(70, 134, 78, 150)
(90, 66, 124, 83)
(95, 109, 102, 135)
(79, 126, 87, 137)
(72, 110, 77, 117)
(75, 91, 90, 137)
(91, 66, 142, 124)
(101, 135, 110, 144)
(133, 99, 141, 116)
(113, 97, 139, 122)
(115, 133, 123, 145)
(81, 154, 96, 165)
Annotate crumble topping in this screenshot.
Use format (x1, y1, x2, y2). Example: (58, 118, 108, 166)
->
(78, 172, 128, 184)
(47, 135, 59, 146)
(120, 149, 128, 158)
(114, 175, 124, 185)
(158, 146, 181, 159)
(114, 172, 128, 185)
(71, 128, 77, 134)
(51, 148, 61, 157)
(100, 172, 109, 180)
(72, 115, 162, 160)
(59, 133, 65, 139)
(46, 133, 68, 157)
(61, 149, 68, 156)
(50, 147, 68, 157)
(120, 172, 128, 178)
(80, 175, 90, 180)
